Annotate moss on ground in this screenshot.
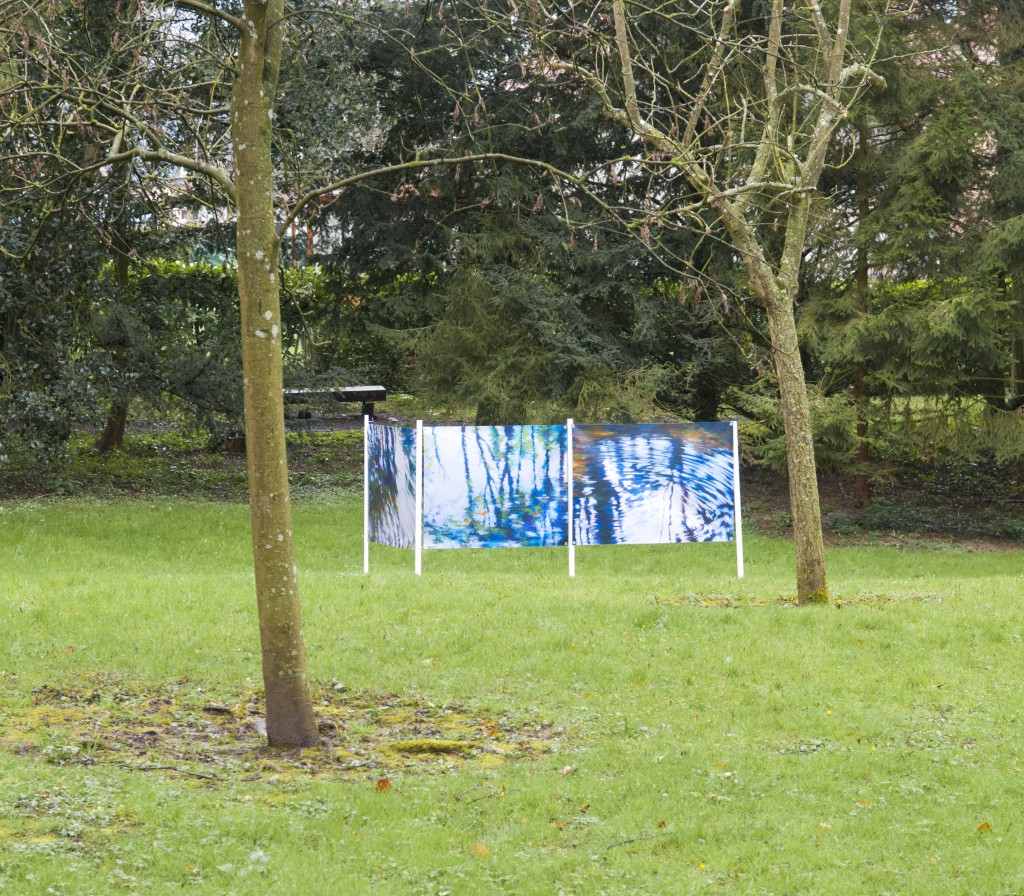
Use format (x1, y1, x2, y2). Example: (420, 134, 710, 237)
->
(0, 677, 561, 785)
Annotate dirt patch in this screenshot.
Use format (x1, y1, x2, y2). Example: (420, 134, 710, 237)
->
(656, 591, 947, 609)
(0, 677, 563, 785)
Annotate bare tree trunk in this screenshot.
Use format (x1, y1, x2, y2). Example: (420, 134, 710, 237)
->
(592, 0, 876, 604)
(764, 294, 828, 604)
(95, 401, 129, 452)
(233, 0, 319, 747)
(729, 216, 829, 605)
(1010, 278, 1024, 409)
(853, 138, 872, 508)
(95, 233, 132, 453)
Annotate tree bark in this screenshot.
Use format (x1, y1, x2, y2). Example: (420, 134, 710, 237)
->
(95, 401, 129, 452)
(1010, 278, 1024, 409)
(763, 292, 829, 604)
(599, 0, 849, 604)
(95, 233, 132, 453)
(853, 136, 872, 508)
(726, 216, 829, 605)
(233, 0, 319, 747)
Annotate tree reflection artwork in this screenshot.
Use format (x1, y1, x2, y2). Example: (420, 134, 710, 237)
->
(422, 426, 568, 548)
(572, 424, 735, 545)
(366, 421, 738, 563)
(367, 424, 417, 548)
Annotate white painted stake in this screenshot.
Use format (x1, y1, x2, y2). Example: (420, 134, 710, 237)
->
(415, 419, 423, 575)
(732, 420, 745, 579)
(567, 418, 575, 578)
(363, 415, 370, 575)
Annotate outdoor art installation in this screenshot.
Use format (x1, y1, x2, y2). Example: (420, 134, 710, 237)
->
(365, 419, 743, 577)
(365, 422, 417, 549)
(572, 423, 736, 546)
(422, 425, 568, 549)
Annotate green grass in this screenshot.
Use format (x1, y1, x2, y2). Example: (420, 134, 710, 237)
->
(2, 498, 1024, 894)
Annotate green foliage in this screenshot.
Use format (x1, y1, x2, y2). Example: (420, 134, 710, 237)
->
(855, 495, 1024, 542)
(803, 278, 1015, 402)
(310, 0, 753, 424)
(300, 271, 435, 391)
(91, 259, 244, 437)
(0, 216, 110, 454)
(728, 376, 860, 474)
(862, 397, 1024, 470)
(0, 420, 363, 500)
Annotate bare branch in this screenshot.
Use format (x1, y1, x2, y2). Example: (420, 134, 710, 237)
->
(611, 0, 642, 131)
(682, 0, 737, 147)
(282, 152, 596, 240)
(170, 0, 243, 31)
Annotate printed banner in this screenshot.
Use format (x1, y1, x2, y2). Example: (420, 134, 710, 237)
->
(573, 423, 735, 545)
(367, 424, 418, 548)
(422, 425, 568, 548)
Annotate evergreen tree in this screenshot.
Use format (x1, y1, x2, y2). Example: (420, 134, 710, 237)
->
(802, 0, 1024, 493)
(316, 0, 753, 424)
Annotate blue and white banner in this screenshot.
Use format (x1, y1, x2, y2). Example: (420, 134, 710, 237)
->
(365, 419, 742, 578)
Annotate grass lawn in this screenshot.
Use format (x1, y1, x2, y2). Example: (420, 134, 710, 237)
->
(2, 496, 1023, 894)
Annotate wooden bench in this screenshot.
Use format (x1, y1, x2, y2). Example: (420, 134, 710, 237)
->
(283, 385, 387, 420)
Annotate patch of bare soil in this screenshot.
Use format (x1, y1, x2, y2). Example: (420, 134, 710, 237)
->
(1, 678, 563, 786)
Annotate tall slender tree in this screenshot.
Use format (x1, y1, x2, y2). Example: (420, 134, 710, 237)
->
(500, 0, 892, 603)
(2, 0, 325, 744)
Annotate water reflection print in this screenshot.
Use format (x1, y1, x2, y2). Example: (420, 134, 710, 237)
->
(573, 423, 735, 545)
(422, 425, 568, 548)
(367, 424, 418, 548)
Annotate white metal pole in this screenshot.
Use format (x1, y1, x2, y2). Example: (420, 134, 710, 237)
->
(363, 415, 370, 575)
(415, 419, 423, 575)
(732, 420, 744, 579)
(567, 418, 575, 578)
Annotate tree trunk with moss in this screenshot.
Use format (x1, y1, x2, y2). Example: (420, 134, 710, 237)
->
(566, 0, 887, 603)
(95, 231, 132, 453)
(733, 218, 829, 605)
(764, 292, 828, 603)
(233, 0, 319, 747)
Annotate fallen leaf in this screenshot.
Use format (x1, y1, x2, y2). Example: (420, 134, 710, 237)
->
(475, 842, 492, 859)
(657, 818, 667, 829)
(375, 777, 391, 792)
(579, 803, 590, 814)
(818, 822, 832, 831)
(977, 822, 992, 833)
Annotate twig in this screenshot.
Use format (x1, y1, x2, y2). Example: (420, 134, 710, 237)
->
(604, 831, 669, 852)
(122, 763, 218, 781)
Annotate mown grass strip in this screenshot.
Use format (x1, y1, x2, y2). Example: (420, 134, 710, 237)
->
(2, 498, 1024, 894)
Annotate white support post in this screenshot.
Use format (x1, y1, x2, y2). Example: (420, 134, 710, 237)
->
(567, 418, 575, 578)
(363, 415, 370, 575)
(415, 419, 423, 576)
(732, 420, 744, 579)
